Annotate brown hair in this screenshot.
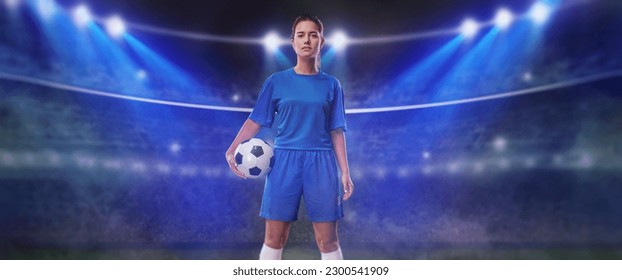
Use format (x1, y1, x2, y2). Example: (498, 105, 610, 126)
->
(290, 14, 324, 39)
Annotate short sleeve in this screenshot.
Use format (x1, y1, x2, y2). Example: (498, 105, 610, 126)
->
(329, 81, 347, 132)
(248, 76, 276, 128)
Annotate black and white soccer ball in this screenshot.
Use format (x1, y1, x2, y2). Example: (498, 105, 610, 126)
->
(234, 138, 275, 178)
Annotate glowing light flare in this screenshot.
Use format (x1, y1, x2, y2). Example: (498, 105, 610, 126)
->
(36, 0, 57, 20)
(263, 32, 282, 52)
(5, 0, 20, 10)
(460, 18, 479, 38)
(494, 8, 514, 30)
(105, 15, 126, 38)
(72, 4, 92, 28)
(529, 2, 552, 24)
(329, 31, 349, 51)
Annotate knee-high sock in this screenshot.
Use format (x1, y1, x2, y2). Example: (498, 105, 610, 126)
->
(321, 246, 343, 260)
(259, 243, 283, 260)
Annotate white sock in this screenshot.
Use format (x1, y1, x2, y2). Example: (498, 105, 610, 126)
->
(321, 246, 343, 260)
(259, 243, 283, 260)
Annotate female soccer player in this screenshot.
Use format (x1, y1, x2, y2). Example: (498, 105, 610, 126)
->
(225, 14, 354, 260)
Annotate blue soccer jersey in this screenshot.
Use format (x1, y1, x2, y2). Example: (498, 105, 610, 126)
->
(249, 68, 347, 150)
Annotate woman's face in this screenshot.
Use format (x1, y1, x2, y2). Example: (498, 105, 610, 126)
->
(292, 20, 324, 59)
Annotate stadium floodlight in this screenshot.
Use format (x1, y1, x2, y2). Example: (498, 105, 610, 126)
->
(494, 8, 514, 30)
(36, 0, 57, 20)
(72, 4, 92, 28)
(329, 31, 349, 51)
(460, 18, 479, 38)
(529, 2, 552, 25)
(105, 15, 126, 38)
(263, 32, 282, 52)
(5, 0, 20, 10)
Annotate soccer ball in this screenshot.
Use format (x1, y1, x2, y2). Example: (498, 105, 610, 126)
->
(234, 138, 275, 178)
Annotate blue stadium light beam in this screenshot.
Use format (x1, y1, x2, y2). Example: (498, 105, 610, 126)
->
(274, 48, 293, 68)
(322, 30, 349, 76)
(378, 36, 462, 149)
(321, 47, 337, 68)
(87, 25, 146, 94)
(389, 36, 463, 101)
(433, 28, 500, 102)
(22, 0, 105, 82)
(34, 0, 57, 20)
(3, 0, 28, 47)
(262, 32, 292, 75)
(320, 46, 348, 84)
(481, 16, 549, 90)
(124, 34, 202, 96)
(263, 47, 293, 80)
(5, 0, 21, 10)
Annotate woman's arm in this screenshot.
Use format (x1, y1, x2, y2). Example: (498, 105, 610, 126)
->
(330, 128, 354, 200)
(225, 119, 262, 178)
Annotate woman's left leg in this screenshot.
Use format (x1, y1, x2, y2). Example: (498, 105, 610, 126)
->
(312, 221, 343, 259)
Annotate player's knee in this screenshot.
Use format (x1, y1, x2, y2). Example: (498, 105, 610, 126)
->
(265, 234, 289, 249)
(315, 236, 339, 253)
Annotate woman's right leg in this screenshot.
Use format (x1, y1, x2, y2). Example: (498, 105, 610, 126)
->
(259, 219, 291, 260)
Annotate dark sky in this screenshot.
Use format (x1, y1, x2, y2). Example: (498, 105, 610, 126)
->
(57, 0, 533, 36)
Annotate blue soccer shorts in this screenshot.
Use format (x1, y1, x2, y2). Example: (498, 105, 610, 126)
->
(260, 149, 344, 222)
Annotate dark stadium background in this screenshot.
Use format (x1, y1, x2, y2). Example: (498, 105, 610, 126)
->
(1, 0, 621, 259)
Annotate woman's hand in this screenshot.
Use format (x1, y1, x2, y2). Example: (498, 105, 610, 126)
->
(226, 153, 247, 179)
(225, 119, 262, 179)
(342, 174, 354, 200)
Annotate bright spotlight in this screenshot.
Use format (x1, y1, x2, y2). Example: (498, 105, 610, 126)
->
(460, 18, 479, 38)
(329, 31, 349, 51)
(105, 15, 126, 38)
(263, 32, 282, 52)
(494, 8, 514, 29)
(36, 0, 57, 20)
(529, 2, 552, 24)
(5, 0, 20, 10)
(72, 4, 92, 28)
